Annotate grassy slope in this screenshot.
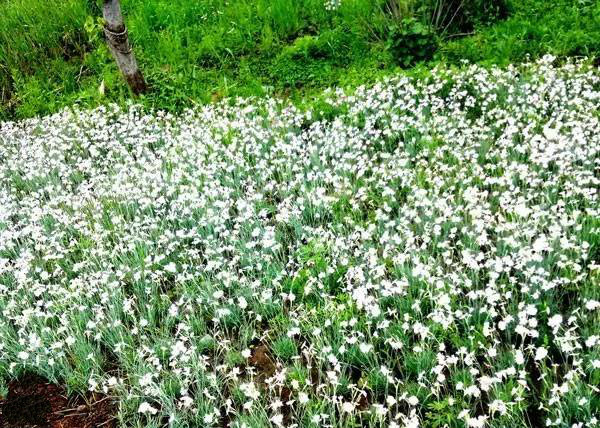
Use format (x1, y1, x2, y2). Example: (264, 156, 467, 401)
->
(0, 0, 599, 120)
(443, 0, 600, 65)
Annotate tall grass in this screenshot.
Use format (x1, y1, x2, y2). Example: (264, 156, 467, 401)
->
(1, 0, 399, 118)
(443, 0, 600, 65)
(0, 0, 89, 70)
(0, 0, 597, 120)
(0, 0, 89, 111)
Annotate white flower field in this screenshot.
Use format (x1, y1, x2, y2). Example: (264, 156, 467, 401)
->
(0, 57, 599, 427)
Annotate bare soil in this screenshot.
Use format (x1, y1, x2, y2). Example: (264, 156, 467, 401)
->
(248, 343, 276, 383)
(0, 374, 116, 428)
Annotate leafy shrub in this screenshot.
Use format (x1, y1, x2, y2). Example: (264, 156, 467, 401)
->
(271, 27, 364, 87)
(386, 18, 438, 66)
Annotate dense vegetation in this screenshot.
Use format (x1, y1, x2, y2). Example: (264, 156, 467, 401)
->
(1, 0, 599, 119)
(1, 1, 600, 428)
(1, 58, 599, 428)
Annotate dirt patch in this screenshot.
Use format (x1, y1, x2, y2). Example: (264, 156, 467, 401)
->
(357, 391, 370, 411)
(280, 386, 293, 426)
(0, 374, 116, 428)
(248, 343, 276, 383)
(246, 344, 295, 425)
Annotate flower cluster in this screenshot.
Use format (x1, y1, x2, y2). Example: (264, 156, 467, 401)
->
(324, 0, 342, 11)
(0, 56, 598, 427)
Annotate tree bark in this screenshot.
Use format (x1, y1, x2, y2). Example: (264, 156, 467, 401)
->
(103, 0, 147, 95)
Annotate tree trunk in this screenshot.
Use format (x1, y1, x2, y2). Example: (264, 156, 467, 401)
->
(103, 0, 147, 95)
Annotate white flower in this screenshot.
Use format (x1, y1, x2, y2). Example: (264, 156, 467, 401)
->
(513, 204, 531, 218)
(359, 343, 373, 353)
(543, 126, 560, 141)
(138, 402, 159, 415)
(287, 327, 300, 337)
(407, 395, 419, 406)
(489, 399, 507, 415)
(164, 262, 177, 273)
(532, 236, 550, 253)
(464, 385, 481, 398)
(180, 396, 194, 408)
(534, 347, 548, 361)
(270, 414, 284, 426)
(240, 382, 260, 401)
(585, 300, 600, 311)
(324, 0, 342, 11)
(548, 314, 563, 332)
(467, 415, 488, 428)
(341, 402, 355, 413)
(515, 350, 525, 365)
(139, 373, 153, 387)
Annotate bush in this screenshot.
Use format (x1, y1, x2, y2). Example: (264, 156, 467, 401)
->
(386, 18, 438, 67)
(382, 0, 508, 67)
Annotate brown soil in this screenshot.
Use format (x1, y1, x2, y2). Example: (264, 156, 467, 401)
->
(0, 374, 116, 428)
(247, 344, 295, 425)
(280, 386, 293, 426)
(248, 344, 276, 383)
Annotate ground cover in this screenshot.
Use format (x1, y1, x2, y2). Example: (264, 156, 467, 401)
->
(0, 57, 599, 427)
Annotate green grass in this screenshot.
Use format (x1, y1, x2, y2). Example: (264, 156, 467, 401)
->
(443, 0, 600, 65)
(0, 0, 599, 120)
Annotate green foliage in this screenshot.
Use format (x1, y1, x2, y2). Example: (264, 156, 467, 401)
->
(443, 0, 600, 65)
(382, 0, 508, 34)
(271, 27, 364, 88)
(386, 18, 438, 67)
(0, 0, 598, 119)
(0, 0, 91, 116)
(424, 398, 463, 428)
(459, 0, 509, 29)
(365, 368, 388, 396)
(271, 336, 298, 362)
(428, 0, 509, 33)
